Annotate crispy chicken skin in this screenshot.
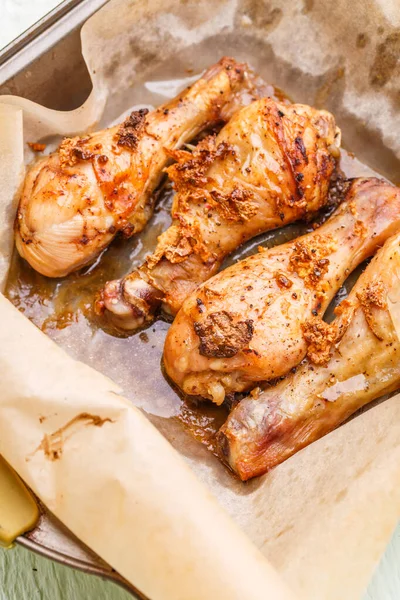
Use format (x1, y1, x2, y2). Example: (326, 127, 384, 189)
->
(163, 178, 400, 404)
(15, 57, 263, 278)
(218, 230, 400, 480)
(96, 98, 340, 331)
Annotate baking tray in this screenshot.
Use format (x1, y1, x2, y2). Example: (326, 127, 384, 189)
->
(0, 0, 141, 596)
(2, 0, 399, 598)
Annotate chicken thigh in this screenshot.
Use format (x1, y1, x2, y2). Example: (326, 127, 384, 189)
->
(96, 97, 340, 330)
(164, 178, 400, 404)
(16, 57, 263, 277)
(218, 229, 400, 480)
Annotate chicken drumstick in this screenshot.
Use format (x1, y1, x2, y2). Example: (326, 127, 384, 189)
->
(164, 178, 400, 404)
(218, 229, 400, 480)
(16, 57, 262, 277)
(96, 98, 340, 330)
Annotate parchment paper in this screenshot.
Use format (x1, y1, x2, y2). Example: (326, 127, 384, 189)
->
(1, 1, 400, 599)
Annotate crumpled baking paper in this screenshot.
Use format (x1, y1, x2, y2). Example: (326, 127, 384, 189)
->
(1, 1, 400, 599)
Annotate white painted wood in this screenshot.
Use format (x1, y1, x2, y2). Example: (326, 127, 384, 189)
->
(0, 545, 130, 600)
(1, 527, 400, 599)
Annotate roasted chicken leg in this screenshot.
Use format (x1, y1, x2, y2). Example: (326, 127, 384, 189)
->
(164, 178, 400, 404)
(218, 229, 400, 480)
(96, 98, 340, 330)
(15, 57, 264, 278)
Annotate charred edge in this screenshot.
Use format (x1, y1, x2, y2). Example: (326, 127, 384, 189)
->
(216, 429, 231, 461)
(266, 104, 308, 207)
(294, 136, 308, 164)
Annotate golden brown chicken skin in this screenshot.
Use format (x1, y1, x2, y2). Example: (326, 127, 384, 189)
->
(15, 57, 263, 278)
(218, 229, 400, 480)
(163, 178, 400, 404)
(96, 98, 340, 331)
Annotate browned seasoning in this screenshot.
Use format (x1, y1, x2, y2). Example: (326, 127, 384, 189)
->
(116, 108, 149, 149)
(357, 280, 387, 340)
(302, 300, 355, 364)
(275, 271, 293, 289)
(27, 142, 46, 152)
(194, 310, 254, 359)
(289, 234, 337, 292)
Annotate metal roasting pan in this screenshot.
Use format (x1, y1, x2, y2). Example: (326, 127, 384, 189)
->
(0, 1, 142, 596)
(2, 1, 398, 598)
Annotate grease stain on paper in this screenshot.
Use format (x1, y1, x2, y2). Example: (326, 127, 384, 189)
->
(30, 413, 114, 462)
(370, 31, 400, 88)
